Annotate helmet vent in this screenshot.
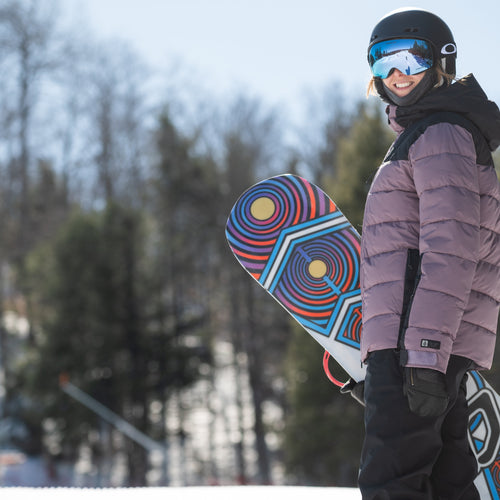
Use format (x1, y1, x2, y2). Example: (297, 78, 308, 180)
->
(404, 27, 419, 33)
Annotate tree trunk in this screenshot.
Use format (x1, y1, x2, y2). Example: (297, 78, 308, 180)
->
(243, 280, 271, 484)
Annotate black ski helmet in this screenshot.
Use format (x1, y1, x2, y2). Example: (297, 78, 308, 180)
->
(368, 8, 457, 77)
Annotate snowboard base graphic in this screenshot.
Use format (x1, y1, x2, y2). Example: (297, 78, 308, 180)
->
(226, 174, 500, 499)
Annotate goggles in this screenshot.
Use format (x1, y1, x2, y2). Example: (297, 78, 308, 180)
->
(368, 38, 434, 79)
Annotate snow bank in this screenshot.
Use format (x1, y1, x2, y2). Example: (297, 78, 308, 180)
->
(2, 486, 361, 499)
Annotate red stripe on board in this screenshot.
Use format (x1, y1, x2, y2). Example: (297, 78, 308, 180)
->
(328, 197, 337, 212)
(285, 301, 331, 318)
(292, 185, 301, 226)
(305, 181, 317, 219)
(233, 249, 270, 261)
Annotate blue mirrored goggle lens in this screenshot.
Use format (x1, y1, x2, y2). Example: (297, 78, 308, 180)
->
(368, 39, 433, 79)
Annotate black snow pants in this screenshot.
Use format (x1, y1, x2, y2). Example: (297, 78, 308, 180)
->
(358, 349, 479, 500)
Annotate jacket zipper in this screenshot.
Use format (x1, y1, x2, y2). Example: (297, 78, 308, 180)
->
(397, 249, 422, 363)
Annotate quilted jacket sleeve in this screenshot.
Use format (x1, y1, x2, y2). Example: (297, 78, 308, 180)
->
(403, 122, 480, 373)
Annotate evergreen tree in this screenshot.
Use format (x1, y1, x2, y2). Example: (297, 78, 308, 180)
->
(283, 325, 363, 486)
(22, 203, 201, 485)
(323, 102, 394, 231)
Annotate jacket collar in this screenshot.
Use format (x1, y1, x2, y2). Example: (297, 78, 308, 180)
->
(387, 74, 500, 151)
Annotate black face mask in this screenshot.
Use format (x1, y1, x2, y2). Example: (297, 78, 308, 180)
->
(376, 70, 438, 106)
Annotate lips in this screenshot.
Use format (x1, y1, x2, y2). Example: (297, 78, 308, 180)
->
(395, 82, 413, 89)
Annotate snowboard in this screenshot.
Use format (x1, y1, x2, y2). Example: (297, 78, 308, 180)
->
(225, 174, 500, 500)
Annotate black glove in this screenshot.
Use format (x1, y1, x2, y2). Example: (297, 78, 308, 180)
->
(340, 378, 365, 406)
(403, 367, 449, 417)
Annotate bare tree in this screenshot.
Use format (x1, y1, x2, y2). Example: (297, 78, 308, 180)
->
(81, 41, 151, 206)
(292, 81, 352, 184)
(0, 0, 61, 259)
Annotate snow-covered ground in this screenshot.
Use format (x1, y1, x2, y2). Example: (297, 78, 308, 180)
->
(2, 486, 361, 499)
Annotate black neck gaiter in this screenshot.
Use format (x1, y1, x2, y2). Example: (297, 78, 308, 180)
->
(381, 70, 437, 106)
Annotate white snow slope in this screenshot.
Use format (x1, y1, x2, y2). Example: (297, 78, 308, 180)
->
(2, 486, 361, 499)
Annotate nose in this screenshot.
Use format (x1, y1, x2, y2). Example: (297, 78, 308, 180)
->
(391, 68, 405, 77)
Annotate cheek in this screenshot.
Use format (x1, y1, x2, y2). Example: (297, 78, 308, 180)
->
(414, 74, 425, 85)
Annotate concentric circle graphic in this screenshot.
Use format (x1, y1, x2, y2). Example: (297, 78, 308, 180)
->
(226, 175, 337, 278)
(273, 229, 360, 326)
(226, 174, 362, 354)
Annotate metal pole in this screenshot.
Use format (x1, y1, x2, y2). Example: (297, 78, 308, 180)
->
(59, 374, 162, 453)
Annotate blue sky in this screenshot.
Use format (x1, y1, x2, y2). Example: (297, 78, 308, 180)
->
(64, 0, 500, 112)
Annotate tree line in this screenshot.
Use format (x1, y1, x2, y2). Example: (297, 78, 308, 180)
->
(1, 0, 499, 489)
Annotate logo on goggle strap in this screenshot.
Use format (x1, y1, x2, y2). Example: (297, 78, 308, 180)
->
(441, 43, 457, 55)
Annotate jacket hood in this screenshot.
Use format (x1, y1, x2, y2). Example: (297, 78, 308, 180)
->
(388, 74, 500, 151)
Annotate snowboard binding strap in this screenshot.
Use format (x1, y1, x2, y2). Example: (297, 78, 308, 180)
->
(322, 350, 345, 387)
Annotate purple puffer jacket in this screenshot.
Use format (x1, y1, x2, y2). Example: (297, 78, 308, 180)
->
(360, 75, 500, 373)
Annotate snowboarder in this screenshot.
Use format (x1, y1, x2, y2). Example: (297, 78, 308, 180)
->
(358, 8, 500, 499)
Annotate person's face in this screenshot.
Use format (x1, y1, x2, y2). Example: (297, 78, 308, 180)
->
(382, 69, 426, 98)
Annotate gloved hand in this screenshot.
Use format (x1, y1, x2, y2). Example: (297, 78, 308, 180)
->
(340, 378, 365, 406)
(403, 367, 449, 417)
